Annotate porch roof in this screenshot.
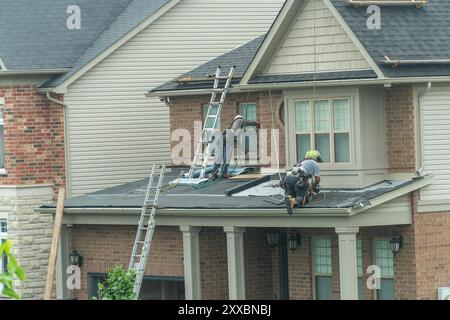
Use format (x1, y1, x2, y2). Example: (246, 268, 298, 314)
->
(38, 170, 433, 215)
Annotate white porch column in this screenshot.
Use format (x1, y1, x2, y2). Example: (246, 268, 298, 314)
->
(224, 226, 246, 300)
(335, 227, 359, 300)
(180, 226, 202, 300)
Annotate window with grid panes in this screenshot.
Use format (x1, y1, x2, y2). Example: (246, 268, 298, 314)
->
(203, 104, 220, 130)
(374, 239, 395, 300)
(295, 98, 350, 163)
(357, 239, 364, 299)
(313, 238, 332, 300)
(203, 104, 221, 156)
(239, 103, 257, 159)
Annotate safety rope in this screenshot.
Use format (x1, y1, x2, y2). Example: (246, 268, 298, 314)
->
(269, 89, 282, 182)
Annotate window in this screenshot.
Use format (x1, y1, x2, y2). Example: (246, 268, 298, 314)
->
(357, 239, 364, 300)
(0, 97, 4, 169)
(239, 103, 257, 122)
(0, 219, 7, 292)
(88, 274, 185, 300)
(203, 104, 221, 130)
(374, 239, 395, 300)
(239, 103, 258, 160)
(294, 98, 351, 163)
(313, 238, 332, 300)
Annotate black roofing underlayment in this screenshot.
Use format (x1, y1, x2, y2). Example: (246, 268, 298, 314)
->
(40, 171, 425, 210)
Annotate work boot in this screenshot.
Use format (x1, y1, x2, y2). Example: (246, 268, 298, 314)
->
(285, 195, 296, 215)
(287, 195, 297, 209)
(222, 173, 231, 179)
(209, 173, 219, 181)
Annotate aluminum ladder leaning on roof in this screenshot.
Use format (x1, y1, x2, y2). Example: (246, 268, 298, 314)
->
(128, 163, 166, 299)
(188, 65, 235, 179)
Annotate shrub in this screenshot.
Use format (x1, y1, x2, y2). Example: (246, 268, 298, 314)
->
(97, 266, 136, 300)
(0, 240, 27, 300)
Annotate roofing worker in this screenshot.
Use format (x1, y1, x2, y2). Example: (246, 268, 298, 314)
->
(210, 115, 260, 180)
(282, 150, 322, 214)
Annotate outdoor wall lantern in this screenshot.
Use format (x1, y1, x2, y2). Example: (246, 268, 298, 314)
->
(70, 250, 83, 267)
(287, 231, 301, 251)
(390, 234, 404, 254)
(266, 229, 280, 248)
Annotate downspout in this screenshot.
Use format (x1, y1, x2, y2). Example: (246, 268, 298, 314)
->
(46, 92, 70, 197)
(416, 82, 432, 176)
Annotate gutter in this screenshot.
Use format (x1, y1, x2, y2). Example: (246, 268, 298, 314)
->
(46, 92, 66, 107)
(36, 206, 350, 217)
(0, 68, 69, 76)
(147, 76, 450, 97)
(347, 0, 428, 6)
(381, 57, 450, 67)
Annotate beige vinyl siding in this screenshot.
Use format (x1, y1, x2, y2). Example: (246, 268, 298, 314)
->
(421, 84, 450, 201)
(64, 0, 284, 196)
(265, 0, 370, 75)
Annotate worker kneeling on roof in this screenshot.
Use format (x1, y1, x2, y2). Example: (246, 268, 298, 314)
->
(210, 115, 259, 180)
(282, 150, 322, 212)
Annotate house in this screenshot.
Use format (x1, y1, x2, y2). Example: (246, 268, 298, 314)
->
(0, 0, 284, 299)
(39, 0, 450, 300)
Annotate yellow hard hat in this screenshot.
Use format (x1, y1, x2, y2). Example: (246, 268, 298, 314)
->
(305, 150, 323, 162)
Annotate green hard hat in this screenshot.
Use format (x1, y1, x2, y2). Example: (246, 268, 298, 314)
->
(305, 150, 323, 162)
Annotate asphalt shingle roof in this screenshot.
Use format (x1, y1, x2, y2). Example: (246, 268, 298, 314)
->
(330, 0, 450, 77)
(151, 0, 450, 93)
(45, 0, 171, 87)
(0, 0, 131, 71)
(152, 35, 266, 92)
(0, 0, 171, 88)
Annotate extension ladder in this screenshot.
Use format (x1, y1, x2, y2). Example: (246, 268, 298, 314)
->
(188, 66, 235, 179)
(128, 163, 166, 299)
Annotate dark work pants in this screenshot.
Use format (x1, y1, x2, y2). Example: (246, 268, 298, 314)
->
(282, 175, 307, 204)
(212, 134, 231, 177)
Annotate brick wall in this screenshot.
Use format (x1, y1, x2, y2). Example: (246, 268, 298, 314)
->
(199, 227, 228, 299)
(169, 91, 286, 168)
(385, 85, 416, 174)
(69, 225, 184, 300)
(285, 226, 416, 300)
(0, 85, 65, 196)
(412, 190, 450, 299)
(385, 85, 449, 299)
(244, 228, 274, 300)
(68, 226, 276, 300)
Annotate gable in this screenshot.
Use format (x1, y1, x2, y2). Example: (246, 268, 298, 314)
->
(264, 0, 371, 75)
